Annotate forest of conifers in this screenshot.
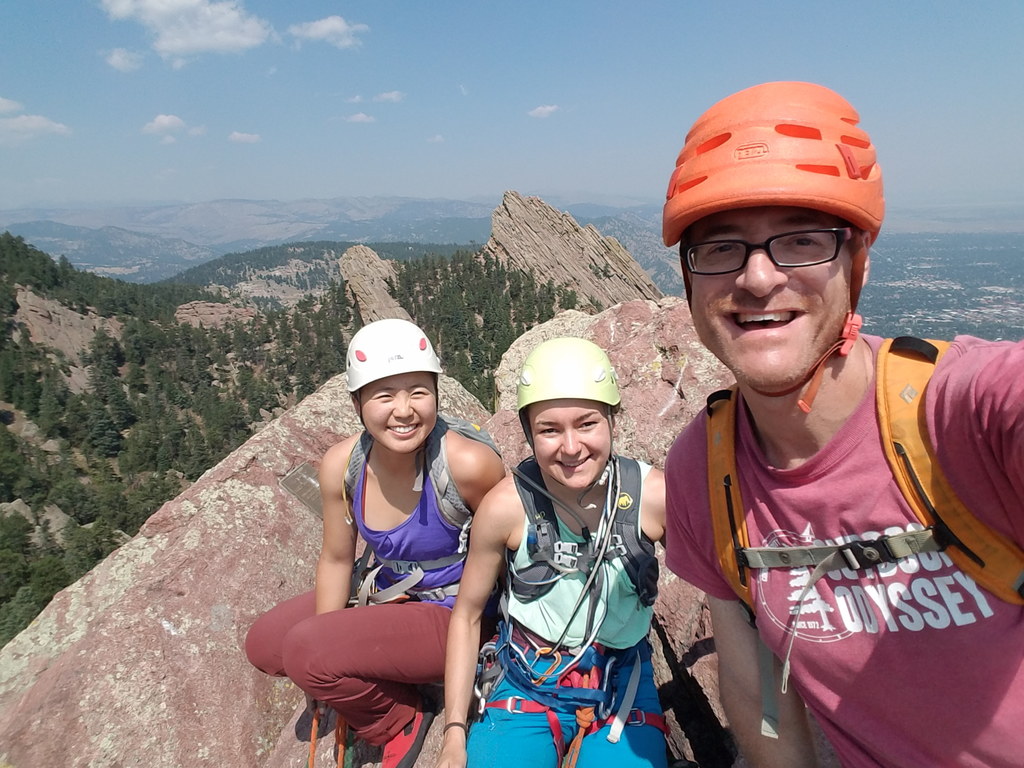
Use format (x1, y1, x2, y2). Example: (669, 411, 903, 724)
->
(0, 232, 576, 646)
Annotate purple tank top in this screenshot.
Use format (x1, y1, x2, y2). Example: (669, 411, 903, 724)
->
(352, 459, 464, 607)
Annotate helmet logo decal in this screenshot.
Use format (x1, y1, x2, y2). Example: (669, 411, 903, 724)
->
(592, 367, 607, 383)
(387, 353, 405, 364)
(735, 142, 769, 160)
(419, 338, 427, 351)
(355, 350, 367, 362)
(617, 492, 633, 510)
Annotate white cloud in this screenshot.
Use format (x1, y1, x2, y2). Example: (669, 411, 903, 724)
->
(106, 48, 144, 72)
(143, 114, 187, 134)
(228, 131, 260, 143)
(528, 105, 559, 118)
(288, 15, 368, 49)
(347, 95, 363, 103)
(373, 91, 404, 103)
(188, 125, 207, 136)
(160, 135, 177, 145)
(458, 84, 468, 96)
(100, 0, 272, 58)
(0, 114, 72, 146)
(346, 113, 375, 123)
(0, 97, 24, 114)
(427, 134, 444, 143)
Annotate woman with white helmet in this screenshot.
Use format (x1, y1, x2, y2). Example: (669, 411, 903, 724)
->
(437, 337, 669, 768)
(246, 318, 505, 768)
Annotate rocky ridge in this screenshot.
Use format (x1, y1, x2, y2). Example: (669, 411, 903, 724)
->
(12, 288, 124, 393)
(173, 300, 258, 329)
(338, 245, 411, 323)
(482, 191, 663, 311)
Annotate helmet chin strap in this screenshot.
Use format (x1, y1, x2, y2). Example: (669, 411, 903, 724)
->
(751, 312, 863, 413)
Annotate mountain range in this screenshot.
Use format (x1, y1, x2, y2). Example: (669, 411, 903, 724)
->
(10, 195, 1019, 294)
(0, 195, 677, 286)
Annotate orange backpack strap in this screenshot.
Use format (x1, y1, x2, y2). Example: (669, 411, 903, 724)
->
(877, 336, 1024, 605)
(705, 387, 755, 616)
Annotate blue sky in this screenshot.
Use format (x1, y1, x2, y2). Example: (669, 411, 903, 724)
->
(2, 1, 1023, 215)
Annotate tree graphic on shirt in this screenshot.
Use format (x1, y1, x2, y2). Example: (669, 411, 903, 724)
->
(787, 567, 836, 633)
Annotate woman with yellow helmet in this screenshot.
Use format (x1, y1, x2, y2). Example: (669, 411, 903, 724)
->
(437, 337, 669, 768)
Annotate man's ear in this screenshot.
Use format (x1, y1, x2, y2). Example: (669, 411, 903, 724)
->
(858, 230, 872, 289)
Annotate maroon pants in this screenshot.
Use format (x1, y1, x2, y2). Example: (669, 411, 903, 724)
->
(245, 591, 450, 745)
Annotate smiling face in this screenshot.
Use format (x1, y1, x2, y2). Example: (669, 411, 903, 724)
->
(353, 371, 438, 454)
(527, 398, 612, 492)
(686, 206, 868, 395)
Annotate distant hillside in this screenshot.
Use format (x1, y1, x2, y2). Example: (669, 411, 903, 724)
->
(0, 197, 498, 285)
(168, 241, 474, 297)
(1, 221, 218, 282)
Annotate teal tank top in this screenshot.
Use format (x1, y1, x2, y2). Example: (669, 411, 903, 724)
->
(506, 461, 654, 649)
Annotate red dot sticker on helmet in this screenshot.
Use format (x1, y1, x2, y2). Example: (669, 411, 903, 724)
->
(355, 350, 367, 362)
(419, 338, 427, 351)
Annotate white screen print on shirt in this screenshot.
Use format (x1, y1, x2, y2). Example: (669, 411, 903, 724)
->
(756, 522, 997, 642)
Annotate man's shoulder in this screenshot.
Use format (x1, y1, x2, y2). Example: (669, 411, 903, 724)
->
(666, 406, 711, 471)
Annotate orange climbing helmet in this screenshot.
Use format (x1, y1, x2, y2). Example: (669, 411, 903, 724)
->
(662, 81, 884, 248)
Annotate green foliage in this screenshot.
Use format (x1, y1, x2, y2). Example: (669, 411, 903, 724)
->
(0, 231, 211, 322)
(0, 586, 42, 646)
(393, 250, 565, 405)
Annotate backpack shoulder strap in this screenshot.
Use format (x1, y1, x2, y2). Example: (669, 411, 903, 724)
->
(877, 336, 1024, 604)
(429, 414, 501, 527)
(341, 431, 375, 524)
(610, 457, 660, 606)
(705, 387, 755, 615)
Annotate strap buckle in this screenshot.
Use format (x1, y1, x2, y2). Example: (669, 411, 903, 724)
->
(839, 539, 897, 570)
(552, 541, 580, 570)
(504, 696, 531, 713)
(607, 533, 627, 558)
(625, 709, 648, 726)
(387, 559, 418, 575)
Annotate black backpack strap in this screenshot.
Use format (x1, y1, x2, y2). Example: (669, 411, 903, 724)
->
(606, 458, 659, 607)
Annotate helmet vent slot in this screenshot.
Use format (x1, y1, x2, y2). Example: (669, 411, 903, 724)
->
(695, 133, 731, 155)
(841, 135, 871, 149)
(796, 164, 841, 177)
(775, 124, 822, 140)
(670, 175, 707, 198)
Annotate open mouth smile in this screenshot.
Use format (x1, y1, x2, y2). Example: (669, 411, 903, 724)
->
(734, 310, 796, 329)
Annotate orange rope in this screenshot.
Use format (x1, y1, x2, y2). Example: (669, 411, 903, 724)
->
(562, 705, 596, 768)
(307, 704, 321, 768)
(334, 716, 348, 768)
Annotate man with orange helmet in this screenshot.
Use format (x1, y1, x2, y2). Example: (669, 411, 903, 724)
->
(661, 82, 1024, 767)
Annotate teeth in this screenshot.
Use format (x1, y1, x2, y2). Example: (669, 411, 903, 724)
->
(391, 425, 415, 434)
(737, 311, 793, 324)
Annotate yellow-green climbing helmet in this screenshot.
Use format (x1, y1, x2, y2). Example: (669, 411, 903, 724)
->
(517, 337, 620, 412)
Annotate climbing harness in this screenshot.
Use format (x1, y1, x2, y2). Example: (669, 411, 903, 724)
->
(473, 455, 665, 767)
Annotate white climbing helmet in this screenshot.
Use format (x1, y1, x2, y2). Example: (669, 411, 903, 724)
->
(345, 318, 442, 392)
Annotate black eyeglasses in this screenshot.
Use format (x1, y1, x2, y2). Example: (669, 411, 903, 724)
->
(683, 227, 852, 275)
